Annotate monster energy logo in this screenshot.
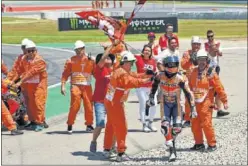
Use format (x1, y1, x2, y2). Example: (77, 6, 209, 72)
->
(70, 18, 78, 29)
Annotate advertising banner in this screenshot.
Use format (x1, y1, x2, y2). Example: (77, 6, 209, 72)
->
(58, 17, 178, 33)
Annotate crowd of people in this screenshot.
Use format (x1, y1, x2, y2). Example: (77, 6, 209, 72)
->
(1, 23, 230, 162)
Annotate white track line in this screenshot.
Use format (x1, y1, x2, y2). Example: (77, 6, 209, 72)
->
(3, 43, 74, 53)
(3, 44, 247, 89)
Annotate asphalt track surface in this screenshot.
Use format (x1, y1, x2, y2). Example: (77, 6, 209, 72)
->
(2, 1, 247, 12)
(2, 45, 74, 86)
(2, 43, 141, 86)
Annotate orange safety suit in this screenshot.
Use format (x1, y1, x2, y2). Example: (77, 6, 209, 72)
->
(17, 54, 48, 125)
(1, 62, 17, 131)
(189, 67, 228, 146)
(104, 67, 149, 153)
(61, 55, 95, 126)
(181, 50, 196, 122)
(2, 60, 8, 75)
(2, 100, 16, 131)
(7, 54, 24, 82)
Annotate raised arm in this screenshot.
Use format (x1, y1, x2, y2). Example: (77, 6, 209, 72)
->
(120, 73, 151, 89)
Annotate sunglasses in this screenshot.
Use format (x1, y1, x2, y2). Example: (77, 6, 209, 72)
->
(207, 35, 214, 38)
(78, 47, 85, 50)
(27, 50, 36, 53)
(165, 62, 178, 68)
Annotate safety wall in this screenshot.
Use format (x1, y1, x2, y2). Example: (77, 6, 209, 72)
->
(2, 10, 247, 20)
(124, 11, 247, 20)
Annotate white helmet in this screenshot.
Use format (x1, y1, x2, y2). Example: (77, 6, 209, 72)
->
(120, 51, 136, 62)
(21, 38, 30, 46)
(191, 36, 201, 44)
(74, 40, 85, 50)
(25, 40, 36, 49)
(196, 49, 208, 59)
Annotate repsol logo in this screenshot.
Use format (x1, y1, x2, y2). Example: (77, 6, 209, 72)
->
(160, 81, 178, 87)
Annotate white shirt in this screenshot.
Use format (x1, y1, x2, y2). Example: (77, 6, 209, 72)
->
(155, 48, 180, 63)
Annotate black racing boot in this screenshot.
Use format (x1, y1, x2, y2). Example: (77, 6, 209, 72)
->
(190, 144, 205, 151)
(169, 140, 177, 162)
(168, 141, 177, 162)
(217, 110, 230, 117)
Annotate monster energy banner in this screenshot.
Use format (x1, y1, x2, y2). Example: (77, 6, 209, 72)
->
(58, 17, 178, 34)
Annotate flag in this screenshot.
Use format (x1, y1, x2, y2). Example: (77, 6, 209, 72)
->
(119, 0, 147, 40)
(75, 10, 126, 41)
(126, 0, 147, 27)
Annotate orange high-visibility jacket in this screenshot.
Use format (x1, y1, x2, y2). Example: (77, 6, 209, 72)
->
(189, 67, 227, 104)
(18, 54, 47, 84)
(181, 50, 196, 78)
(1, 60, 8, 76)
(7, 54, 24, 82)
(61, 55, 95, 85)
(105, 67, 148, 103)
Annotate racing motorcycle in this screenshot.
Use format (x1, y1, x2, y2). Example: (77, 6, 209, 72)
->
(1, 79, 28, 127)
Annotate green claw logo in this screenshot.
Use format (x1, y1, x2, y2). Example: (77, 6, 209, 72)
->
(70, 18, 78, 30)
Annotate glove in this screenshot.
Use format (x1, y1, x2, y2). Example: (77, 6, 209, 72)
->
(150, 75, 156, 82)
(215, 65, 220, 75)
(145, 96, 155, 116)
(146, 69, 155, 75)
(207, 66, 214, 76)
(190, 52, 198, 66)
(190, 106, 198, 119)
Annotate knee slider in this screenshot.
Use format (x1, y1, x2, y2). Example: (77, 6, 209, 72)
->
(161, 120, 170, 136)
(172, 123, 182, 135)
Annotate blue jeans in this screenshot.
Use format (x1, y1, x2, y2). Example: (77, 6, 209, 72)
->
(94, 102, 106, 128)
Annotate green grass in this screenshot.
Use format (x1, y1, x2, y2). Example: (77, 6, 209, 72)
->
(2, 17, 247, 44)
(2, 17, 38, 22)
